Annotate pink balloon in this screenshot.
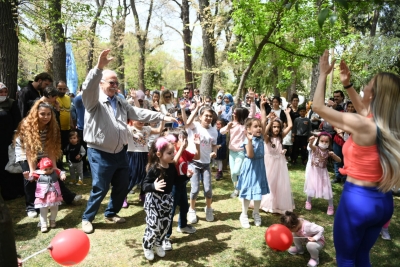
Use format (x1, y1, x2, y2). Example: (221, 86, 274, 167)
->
(50, 229, 90, 266)
(265, 224, 293, 251)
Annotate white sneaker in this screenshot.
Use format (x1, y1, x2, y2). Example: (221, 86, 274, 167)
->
(82, 220, 94, 234)
(381, 228, 391, 240)
(230, 190, 239, 198)
(253, 212, 262, 227)
(205, 207, 214, 222)
(162, 238, 172, 251)
(177, 225, 196, 234)
(188, 209, 197, 224)
(143, 245, 154, 260)
(240, 214, 250, 229)
(27, 211, 38, 218)
(154, 245, 166, 257)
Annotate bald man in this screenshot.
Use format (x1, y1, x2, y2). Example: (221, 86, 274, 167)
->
(81, 50, 177, 234)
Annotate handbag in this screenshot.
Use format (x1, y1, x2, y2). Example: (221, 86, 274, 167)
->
(5, 144, 22, 173)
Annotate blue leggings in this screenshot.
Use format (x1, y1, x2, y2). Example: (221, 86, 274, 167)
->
(334, 182, 393, 267)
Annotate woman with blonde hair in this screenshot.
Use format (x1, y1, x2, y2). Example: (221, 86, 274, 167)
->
(313, 50, 398, 267)
(14, 100, 81, 218)
(160, 90, 177, 128)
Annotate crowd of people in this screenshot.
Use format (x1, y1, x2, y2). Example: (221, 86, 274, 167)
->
(1, 49, 399, 267)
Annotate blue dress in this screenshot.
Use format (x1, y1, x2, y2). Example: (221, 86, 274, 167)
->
(237, 136, 269, 200)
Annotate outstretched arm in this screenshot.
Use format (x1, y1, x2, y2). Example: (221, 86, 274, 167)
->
(282, 108, 293, 138)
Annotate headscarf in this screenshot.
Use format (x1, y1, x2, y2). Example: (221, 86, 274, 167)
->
(223, 93, 234, 113)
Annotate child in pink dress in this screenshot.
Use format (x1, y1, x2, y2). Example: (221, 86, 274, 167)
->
(281, 211, 325, 267)
(23, 157, 65, 233)
(259, 108, 295, 214)
(304, 132, 341, 215)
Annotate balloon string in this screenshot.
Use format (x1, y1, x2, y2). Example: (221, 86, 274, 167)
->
(21, 246, 52, 263)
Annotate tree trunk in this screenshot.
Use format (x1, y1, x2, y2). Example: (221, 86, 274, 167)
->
(86, 0, 106, 73)
(182, 0, 195, 91)
(272, 65, 279, 97)
(49, 0, 66, 84)
(0, 0, 19, 99)
(0, 195, 18, 267)
(138, 39, 146, 90)
(235, 0, 289, 99)
(310, 61, 320, 100)
(198, 0, 215, 96)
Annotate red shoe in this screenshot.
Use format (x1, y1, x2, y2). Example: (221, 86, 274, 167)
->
(305, 201, 312, 210)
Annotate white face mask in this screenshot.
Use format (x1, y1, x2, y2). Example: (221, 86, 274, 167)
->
(0, 96, 7, 102)
(318, 143, 329, 149)
(217, 99, 222, 104)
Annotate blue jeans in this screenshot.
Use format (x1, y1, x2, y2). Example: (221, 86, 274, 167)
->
(82, 147, 129, 222)
(333, 142, 346, 180)
(166, 180, 189, 238)
(334, 182, 393, 267)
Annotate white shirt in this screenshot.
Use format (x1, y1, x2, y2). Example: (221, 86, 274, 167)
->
(187, 121, 218, 164)
(127, 125, 151, 152)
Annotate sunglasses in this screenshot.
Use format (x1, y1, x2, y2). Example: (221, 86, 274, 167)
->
(102, 80, 119, 87)
(164, 95, 171, 99)
(183, 92, 189, 94)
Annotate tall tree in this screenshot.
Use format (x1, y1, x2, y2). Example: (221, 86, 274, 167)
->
(198, 0, 216, 96)
(109, 0, 129, 93)
(166, 0, 196, 91)
(130, 0, 163, 91)
(86, 0, 106, 73)
(49, 0, 66, 83)
(0, 0, 19, 99)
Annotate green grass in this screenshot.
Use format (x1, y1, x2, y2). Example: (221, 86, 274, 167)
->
(7, 164, 400, 267)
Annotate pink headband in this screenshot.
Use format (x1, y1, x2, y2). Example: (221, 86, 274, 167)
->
(155, 135, 176, 151)
(319, 131, 332, 139)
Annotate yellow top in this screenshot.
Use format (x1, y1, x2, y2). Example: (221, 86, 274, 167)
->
(57, 95, 71, 130)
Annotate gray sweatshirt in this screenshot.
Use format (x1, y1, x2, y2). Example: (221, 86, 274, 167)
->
(82, 68, 165, 153)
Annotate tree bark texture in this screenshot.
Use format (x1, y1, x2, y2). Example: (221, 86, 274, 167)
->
(0, 195, 18, 267)
(131, 0, 154, 91)
(0, 0, 19, 99)
(182, 0, 195, 91)
(86, 0, 106, 74)
(235, 0, 289, 99)
(198, 0, 215, 96)
(110, 0, 128, 93)
(310, 61, 320, 100)
(49, 0, 66, 84)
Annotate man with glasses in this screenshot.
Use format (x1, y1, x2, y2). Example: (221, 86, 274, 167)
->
(81, 49, 177, 234)
(179, 87, 192, 115)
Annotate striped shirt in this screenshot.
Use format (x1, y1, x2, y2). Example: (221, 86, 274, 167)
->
(15, 129, 48, 162)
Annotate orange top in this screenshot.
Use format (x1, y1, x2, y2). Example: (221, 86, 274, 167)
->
(339, 135, 383, 182)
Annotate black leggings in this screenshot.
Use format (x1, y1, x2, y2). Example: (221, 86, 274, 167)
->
(19, 160, 76, 212)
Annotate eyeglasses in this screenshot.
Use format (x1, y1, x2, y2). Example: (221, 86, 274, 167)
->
(102, 80, 119, 87)
(164, 95, 171, 99)
(183, 92, 189, 94)
(57, 87, 68, 91)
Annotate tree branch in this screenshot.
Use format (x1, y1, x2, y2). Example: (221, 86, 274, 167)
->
(172, 0, 182, 9)
(148, 35, 164, 53)
(164, 21, 183, 39)
(266, 41, 316, 60)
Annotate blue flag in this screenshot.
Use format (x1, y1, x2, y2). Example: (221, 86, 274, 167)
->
(66, 43, 78, 94)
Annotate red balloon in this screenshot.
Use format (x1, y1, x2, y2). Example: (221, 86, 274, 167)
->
(50, 229, 90, 266)
(265, 224, 293, 251)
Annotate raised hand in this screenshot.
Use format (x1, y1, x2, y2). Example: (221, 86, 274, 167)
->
(319, 50, 336, 76)
(96, 49, 114, 70)
(246, 132, 253, 140)
(284, 107, 291, 114)
(187, 169, 194, 178)
(164, 116, 178, 123)
(339, 60, 351, 86)
(130, 89, 137, 99)
(179, 99, 186, 108)
(193, 133, 201, 145)
(154, 178, 166, 192)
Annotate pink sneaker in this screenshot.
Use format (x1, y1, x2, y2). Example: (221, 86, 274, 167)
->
(122, 198, 129, 208)
(305, 201, 312, 210)
(307, 258, 319, 267)
(288, 246, 304, 255)
(327, 206, 334, 215)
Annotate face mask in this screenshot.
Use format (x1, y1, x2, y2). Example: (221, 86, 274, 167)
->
(58, 92, 65, 97)
(318, 143, 329, 149)
(205, 102, 211, 106)
(0, 96, 7, 102)
(217, 99, 222, 104)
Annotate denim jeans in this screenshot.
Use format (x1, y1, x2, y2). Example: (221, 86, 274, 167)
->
(166, 180, 189, 238)
(333, 142, 346, 181)
(82, 147, 129, 222)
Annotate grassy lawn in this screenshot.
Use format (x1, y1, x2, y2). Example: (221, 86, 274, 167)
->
(7, 163, 400, 267)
